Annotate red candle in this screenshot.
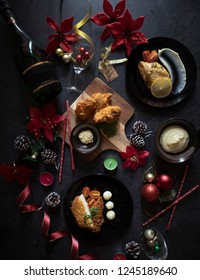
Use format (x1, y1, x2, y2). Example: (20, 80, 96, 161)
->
(40, 172, 54, 186)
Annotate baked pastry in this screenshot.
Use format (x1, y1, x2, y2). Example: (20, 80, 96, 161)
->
(75, 97, 97, 121)
(93, 105, 121, 123)
(71, 194, 104, 233)
(138, 61, 170, 89)
(91, 92, 112, 111)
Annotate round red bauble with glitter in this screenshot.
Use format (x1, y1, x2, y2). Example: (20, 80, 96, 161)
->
(141, 183, 160, 202)
(156, 174, 174, 190)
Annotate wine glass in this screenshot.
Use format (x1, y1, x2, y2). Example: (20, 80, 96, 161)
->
(139, 227, 168, 260)
(67, 37, 94, 93)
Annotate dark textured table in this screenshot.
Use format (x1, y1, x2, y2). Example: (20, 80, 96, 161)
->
(0, 0, 200, 260)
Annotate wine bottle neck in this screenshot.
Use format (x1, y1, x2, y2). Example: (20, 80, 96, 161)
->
(0, 0, 16, 24)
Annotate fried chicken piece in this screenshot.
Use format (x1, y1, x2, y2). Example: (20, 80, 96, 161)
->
(91, 92, 112, 111)
(75, 97, 97, 121)
(138, 61, 170, 89)
(93, 105, 121, 123)
(71, 194, 104, 233)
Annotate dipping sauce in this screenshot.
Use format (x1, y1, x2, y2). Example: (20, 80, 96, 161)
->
(160, 125, 189, 154)
(78, 129, 94, 144)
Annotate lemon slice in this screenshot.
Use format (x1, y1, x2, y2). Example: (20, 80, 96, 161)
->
(151, 77, 172, 98)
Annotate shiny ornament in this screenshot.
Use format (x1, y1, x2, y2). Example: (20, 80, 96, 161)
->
(156, 174, 174, 190)
(141, 183, 160, 202)
(145, 172, 155, 183)
(146, 239, 156, 247)
(62, 53, 72, 63)
(79, 47, 86, 54)
(55, 48, 64, 57)
(144, 229, 155, 240)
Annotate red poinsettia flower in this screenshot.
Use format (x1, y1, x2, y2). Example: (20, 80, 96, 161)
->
(0, 163, 33, 185)
(107, 9, 148, 56)
(90, 0, 125, 41)
(120, 145, 149, 171)
(26, 102, 65, 142)
(46, 16, 80, 54)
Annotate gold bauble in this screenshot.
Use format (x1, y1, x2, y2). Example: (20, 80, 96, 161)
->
(62, 53, 71, 63)
(145, 172, 155, 183)
(55, 48, 64, 57)
(144, 229, 155, 240)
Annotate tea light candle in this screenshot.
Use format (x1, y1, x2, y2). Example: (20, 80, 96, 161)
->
(104, 156, 118, 173)
(40, 172, 54, 186)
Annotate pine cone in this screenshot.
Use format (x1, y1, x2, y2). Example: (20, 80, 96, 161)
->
(125, 241, 141, 259)
(41, 149, 57, 164)
(129, 134, 145, 147)
(45, 192, 60, 207)
(133, 120, 147, 134)
(14, 135, 30, 151)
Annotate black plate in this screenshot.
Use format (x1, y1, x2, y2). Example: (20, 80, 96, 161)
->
(64, 174, 133, 242)
(126, 37, 197, 107)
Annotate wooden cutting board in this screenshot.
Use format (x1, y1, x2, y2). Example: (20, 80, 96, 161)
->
(61, 78, 135, 160)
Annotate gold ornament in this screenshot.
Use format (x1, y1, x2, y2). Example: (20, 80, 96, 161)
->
(55, 48, 64, 57)
(145, 172, 155, 183)
(62, 53, 72, 63)
(144, 229, 155, 240)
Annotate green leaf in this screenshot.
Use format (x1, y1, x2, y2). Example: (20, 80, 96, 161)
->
(97, 121, 118, 138)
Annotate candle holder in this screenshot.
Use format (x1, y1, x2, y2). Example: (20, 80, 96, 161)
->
(104, 155, 118, 174)
(40, 172, 54, 187)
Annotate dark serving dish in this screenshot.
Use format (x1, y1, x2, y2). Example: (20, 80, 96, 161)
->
(155, 118, 199, 163)
(64, 174, 133, 242)
(70, 123, 101, 154)
(126, 37, 197, 108)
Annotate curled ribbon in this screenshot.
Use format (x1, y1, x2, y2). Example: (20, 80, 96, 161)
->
(16, 183, 79, 259)
(98, 44, 128, 72)
(73, 0, 95, 50)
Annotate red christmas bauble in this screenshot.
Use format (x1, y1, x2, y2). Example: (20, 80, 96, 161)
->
(156, 174, 174, 190)
(141, 183, 160, 202)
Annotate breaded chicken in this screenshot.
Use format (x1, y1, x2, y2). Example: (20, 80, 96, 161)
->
(138, 61, 170, 89)
(93, 105, 121, 123)
(71, 194, 104, 233)
(91, 92, 112, 111)
(75, 97, 97, 121)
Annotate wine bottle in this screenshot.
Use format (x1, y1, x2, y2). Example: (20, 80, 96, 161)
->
(0, 0, 62, 103)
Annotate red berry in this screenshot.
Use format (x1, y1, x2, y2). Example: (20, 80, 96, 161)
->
(79, 47, 85, 54)
(84, 51, 90, 59)
(76, 54, 82, 63)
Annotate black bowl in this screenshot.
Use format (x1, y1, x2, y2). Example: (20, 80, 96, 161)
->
(70, 123, 101, 154)
(155, 118, 199, 163)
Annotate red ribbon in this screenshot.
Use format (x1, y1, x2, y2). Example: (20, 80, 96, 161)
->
(16, 182, 79, 259)
(16, 183, 42, 212)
